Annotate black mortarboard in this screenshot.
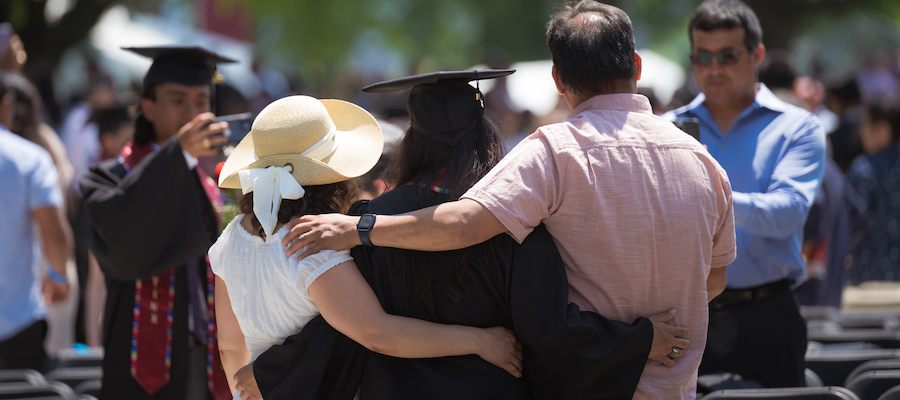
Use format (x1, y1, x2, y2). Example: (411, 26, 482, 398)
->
(124, 46, 236, 88)
(362, 69, 514, 146)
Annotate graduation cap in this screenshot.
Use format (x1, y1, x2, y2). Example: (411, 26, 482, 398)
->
(362, 69, 514, 146)
(124, 46, 236, 88)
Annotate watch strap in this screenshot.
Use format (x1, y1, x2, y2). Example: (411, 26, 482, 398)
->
(358, 214, 376, 247)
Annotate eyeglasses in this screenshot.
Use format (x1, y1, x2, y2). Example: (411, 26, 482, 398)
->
(690, 50, 744, 66)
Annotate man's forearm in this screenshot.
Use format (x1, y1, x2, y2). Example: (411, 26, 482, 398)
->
(732, 191, 810, 239)
(369, 199, 506, 251)
(33, 206, 73, 276)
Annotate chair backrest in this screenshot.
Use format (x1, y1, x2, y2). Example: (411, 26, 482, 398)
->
(808, 369, 825, 387)
(701, 386, 860, 399)
(809, 330, 900, 350)
(847, 360, 900, 386)
(846, 370, 900, 400)
(0, 381, 76, 399)
(43, 368, 102, 390)
(806, 349, 900, 386)
(54, 348, 104, 369)
(72, 379, 100, 398)
(878, 385, 900, 400)
(801, 306, 842, 322)
(837, 316, 900, 331)
(0, 369, 47, 386)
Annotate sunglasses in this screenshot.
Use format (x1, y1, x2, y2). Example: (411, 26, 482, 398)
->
(690, 50, 744, 66)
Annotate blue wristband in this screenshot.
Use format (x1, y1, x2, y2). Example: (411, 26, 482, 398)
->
(47, 266, 67, 285)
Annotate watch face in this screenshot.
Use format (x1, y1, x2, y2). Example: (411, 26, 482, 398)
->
(358, 214, 376, 230)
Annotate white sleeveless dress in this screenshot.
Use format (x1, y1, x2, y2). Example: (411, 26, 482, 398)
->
(208, 214, 352, 399)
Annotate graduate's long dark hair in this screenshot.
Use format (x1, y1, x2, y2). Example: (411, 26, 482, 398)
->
(387, 116, 504, 197)
(239, 180, 358, 239)
(385, 114, 505, 301)
(133, 84, 157, 146)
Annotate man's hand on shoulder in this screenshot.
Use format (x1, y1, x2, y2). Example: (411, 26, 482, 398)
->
(282, 213, 361, 259)
(178, 112, 228, 158)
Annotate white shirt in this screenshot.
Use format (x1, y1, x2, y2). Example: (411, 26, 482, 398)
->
(209, 214, 352, 361)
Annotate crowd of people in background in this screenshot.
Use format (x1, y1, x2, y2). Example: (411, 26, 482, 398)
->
(1, 0, 900, 399)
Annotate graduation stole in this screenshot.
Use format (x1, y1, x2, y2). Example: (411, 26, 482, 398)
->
(121, 142, 230, 399)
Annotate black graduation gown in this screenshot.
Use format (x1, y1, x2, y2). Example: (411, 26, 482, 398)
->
(252, 185, 653, 400)
(80, 139, 219, 400)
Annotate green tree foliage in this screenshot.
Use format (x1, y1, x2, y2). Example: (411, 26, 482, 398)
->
(0, 0, 119, 122)
(235, 0, 557, 84)
(235, 0, 900, 87)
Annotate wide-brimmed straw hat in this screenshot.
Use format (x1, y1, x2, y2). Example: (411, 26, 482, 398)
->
(218, 95, 383, 189)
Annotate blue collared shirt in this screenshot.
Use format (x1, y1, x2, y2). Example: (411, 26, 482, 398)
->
(0, 127, 62, 339)
(664, 84, 826, 289)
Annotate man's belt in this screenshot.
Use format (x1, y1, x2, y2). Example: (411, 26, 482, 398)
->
(710, 279, 792, 310)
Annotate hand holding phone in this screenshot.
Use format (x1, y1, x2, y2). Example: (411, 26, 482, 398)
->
(673, 118, 700, 141)
(210, 113, 254, 144)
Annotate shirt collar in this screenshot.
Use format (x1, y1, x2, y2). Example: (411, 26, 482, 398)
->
(567, 93, 653, 119)
(753, 84, 789, 113)
(684, 83, 788, 116)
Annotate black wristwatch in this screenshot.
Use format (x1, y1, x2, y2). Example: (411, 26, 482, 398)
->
(357, 214, 377, 247)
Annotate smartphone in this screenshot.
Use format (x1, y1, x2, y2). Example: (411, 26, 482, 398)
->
(673, 118, 700, 141)
(210, 113, 254, 147)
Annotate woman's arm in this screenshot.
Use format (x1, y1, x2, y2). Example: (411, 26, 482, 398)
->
(308, 260, 523, 377)
(215, 275, 251, 393)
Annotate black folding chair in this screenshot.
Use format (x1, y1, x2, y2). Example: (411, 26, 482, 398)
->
(878, 385, 900, 400)
(808, 369, 825, 387)
(0, 381, 77, 399)
(846, 370, 900, 400)
(847, 360, 900, 386)
(701, 386, 860, 399)
(802, 306, 842, 322)
(836, 315, 900, 331)
(72, 379, 100, 399)
(0, 369, 46, 386)
(806, 349, 900, 386)
(43, 368, 102, 392)
(809, 330, 900, 350)
(54, 348, 104, 369)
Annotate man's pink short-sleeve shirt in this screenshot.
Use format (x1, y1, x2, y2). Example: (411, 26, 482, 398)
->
(462, 94, 736, 399)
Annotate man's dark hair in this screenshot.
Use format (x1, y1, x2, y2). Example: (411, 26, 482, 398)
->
(546, 1, 636, 95)
(689, 0, 763, 52)
(758, 50, 796, 90)
(91, 105, 133, 138)
(866, 100, 900, 144)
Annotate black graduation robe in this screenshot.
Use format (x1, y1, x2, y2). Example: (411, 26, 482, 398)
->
(252, 185, 653, 400)
(80, 138, 221, 400)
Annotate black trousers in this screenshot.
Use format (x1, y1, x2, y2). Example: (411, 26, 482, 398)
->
(0, 320, 48, 371)
(699, 290, 808, 388)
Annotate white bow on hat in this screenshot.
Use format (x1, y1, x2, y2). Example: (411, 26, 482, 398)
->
(238, 165, 305, 240)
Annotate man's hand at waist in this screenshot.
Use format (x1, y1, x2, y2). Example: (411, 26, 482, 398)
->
(235, 362, 261, 400)
(648, 309, 689, 367)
